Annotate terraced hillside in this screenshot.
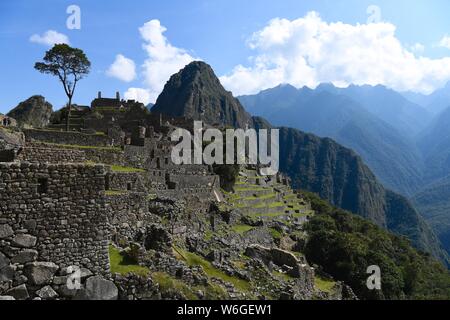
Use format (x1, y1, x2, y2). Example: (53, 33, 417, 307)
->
(223, 167, 314, 225)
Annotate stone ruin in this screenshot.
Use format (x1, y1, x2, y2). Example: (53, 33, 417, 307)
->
(0, 92, 328, 300)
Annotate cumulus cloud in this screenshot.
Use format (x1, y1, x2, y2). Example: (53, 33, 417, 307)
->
(124, 87, 152, 105)
(127, 19, 198, 103)
(30, 30, 70, 46)
(439, 35, 450, 49)
(107, 54, 137, 82)
(220, 12, 450, 95)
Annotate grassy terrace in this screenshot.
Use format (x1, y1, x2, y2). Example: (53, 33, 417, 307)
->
(315, 276, 336, 293)
(105, 190, 128, 196)
(41, 142, 122, 152)
(231, 225, 254, 234)
(173, 247, 251, 293)
(109, 245, 150, 277)
(110, 165, 146, 173)
(152, 271, 228, 300)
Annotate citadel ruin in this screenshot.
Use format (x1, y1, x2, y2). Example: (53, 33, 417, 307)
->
(0, 92, 350, 301)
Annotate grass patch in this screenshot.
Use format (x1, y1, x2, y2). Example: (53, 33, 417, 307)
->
(234, 186, 267, 192)
(174, 247, 251, 292)
(315, 276, 336, 293)
(42, 142, 122, 152)
(110, 165, 146, 173)
(105, 190, 127, 196)
(109, 245, 150, 277)
(273, 270, 295, 282)
(231, 225, 254, 235)
(251, 212, 285, 218)
(152, 272, 228, 300)
(269, 228, 283, 239)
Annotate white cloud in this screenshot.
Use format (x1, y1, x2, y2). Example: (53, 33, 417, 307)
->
(439, 35, 450, 49)
(220, 12, 450, 95)
(124, 87, 152, 105)
(30, 30, 70, 46)
(128, 19, 198, 103)
(107, 54, 137, 82)
(411, 43, 425, 55)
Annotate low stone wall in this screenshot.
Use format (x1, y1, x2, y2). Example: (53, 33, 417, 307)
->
(168, 174, 219, 189)
(0, 162, 110, 290)
(108, 171, 148, 192)
(24, 129, 113, 147)
(17, 147, 86, 163)
(83, 148, 126, 166)
(156, 188, 215, 202)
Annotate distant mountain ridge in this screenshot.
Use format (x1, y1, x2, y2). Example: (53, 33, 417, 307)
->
(239, 84, 425, 196)
(152, 61, 448, 265)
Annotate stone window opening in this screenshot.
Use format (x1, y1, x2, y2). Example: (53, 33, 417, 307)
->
(105, 175, 110, 191)
(37, 178, 49, 194)
(127, 182, 132, 191)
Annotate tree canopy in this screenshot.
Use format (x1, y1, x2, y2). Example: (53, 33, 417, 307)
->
(34, 44, 90, 130)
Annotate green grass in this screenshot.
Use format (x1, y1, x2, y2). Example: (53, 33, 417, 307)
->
(173, 247, 251, 292)
(152, 272, 198, 300)
(273, 270, 294, 282)
(105, 190, 127, 196)
(251, 212, 285, 218)
(42, 142, 122, 152)
(234, 186, 267, 192)
(110, 165, 146, 173)
(152, 271, 228, 300)
(315, 276, 336, 293)
(231, 225, 254, 235)
(109, 245, 150, 277)
(269, 228, 283, 239)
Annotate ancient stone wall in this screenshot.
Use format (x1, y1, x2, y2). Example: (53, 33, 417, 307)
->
(0, 162, 110, 278)
(24, 129, 113, 147)
(105, 192, 153, 244)
(83, 148, 126, 166)
(17, 147, 86, 163)
(108, 172, 148, 193)
(168, 174, 219, 190)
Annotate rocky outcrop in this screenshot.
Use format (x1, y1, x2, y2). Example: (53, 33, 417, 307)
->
(7, 95, 53, 128)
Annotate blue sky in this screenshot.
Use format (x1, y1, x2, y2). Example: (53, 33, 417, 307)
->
(1, 0, 450, 113)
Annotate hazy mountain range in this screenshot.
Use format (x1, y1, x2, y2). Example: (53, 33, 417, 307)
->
(238, 82, 450, 257)
(151, 61, 449, 265)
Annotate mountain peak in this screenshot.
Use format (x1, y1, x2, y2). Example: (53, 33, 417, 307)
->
(152, 61, 252, 128)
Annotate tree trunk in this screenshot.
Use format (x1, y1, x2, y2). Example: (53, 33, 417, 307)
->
(66, 97, 72, 132)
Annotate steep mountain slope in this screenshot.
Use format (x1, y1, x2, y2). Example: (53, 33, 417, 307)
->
(152, 61, 448, 265)
(277, 127, 446, 264)
(413, 175, 450, 255)
(152, 61, 252, 128)
(418, 106, 450, 182)
(239, 86, 424, 196)
(7, 95, 53, 128)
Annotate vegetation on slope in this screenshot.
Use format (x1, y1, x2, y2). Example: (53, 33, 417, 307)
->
(301, 191, 450, 300)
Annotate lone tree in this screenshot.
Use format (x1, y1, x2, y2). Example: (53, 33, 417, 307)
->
(34, 44, 91, 131)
